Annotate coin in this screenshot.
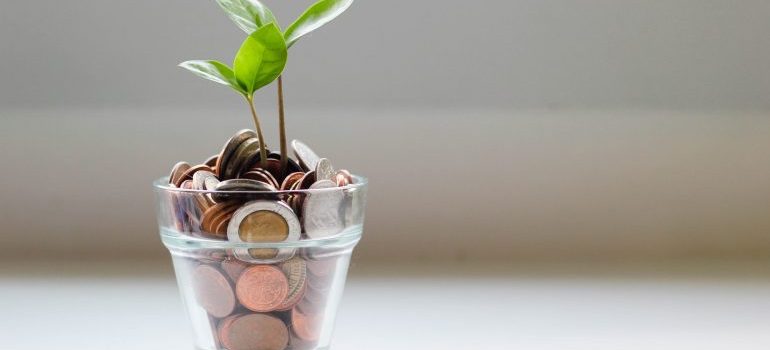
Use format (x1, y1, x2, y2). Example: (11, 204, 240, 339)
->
(228, 200, 300, 243)
(291, 140, 321, 172)
(236, 265, 289, 312)
(192, 170, 218, 190)
(268, 152, 304, 175)
(315, 158, 334, 181)
(227, 200, 301, 263)
(242, 168, 280, 189)
(192, 265, 236, 318)
(221, 256, 249, 282)
(291, 307, 321, 341)
(215, 129, 257, 179)
(225, 137, 261, 179)
(280, 172, 304, 191)
(302, 180, 345, 238)
(201, 202, 241, 238)
(217, 179, 275, 191)
(334, 169, 353, 187)
(298, 171, 316, 190)
(212, 179, 277, 202)
(214, 210, 236, 236)
(216, 314, 238, 349)
(169, 161, 191, 186)
(178, 164, 215, 187)
(220, 313, 289, 350)
(260, 158, 283, 182)
(192, 171, 219, 207)
(277, 257, 307, 311)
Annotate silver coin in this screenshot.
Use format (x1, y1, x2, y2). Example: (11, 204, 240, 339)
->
(315, 158, 334, 182)
(203, 175, 220, 191)
(191, 170, 218, 208)
(227, 200, 301, 263)
(279, 257, 307, 309)
(192, 170, 217, 190)
(302, 180, 345, 238)
(291, 139, 321, 172)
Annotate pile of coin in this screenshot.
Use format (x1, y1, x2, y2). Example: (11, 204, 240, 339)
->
(186, 250, 338, 350)
(167, 129, 355, 245)
(165, 130, 358, 350)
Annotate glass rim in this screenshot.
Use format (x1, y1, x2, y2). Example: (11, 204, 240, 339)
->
(160, 225, 364, 249)
(153, 174, 367, 194)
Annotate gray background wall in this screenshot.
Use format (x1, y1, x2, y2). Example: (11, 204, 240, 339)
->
(3, 0, 770, 110)
(1, 1, 769, 262)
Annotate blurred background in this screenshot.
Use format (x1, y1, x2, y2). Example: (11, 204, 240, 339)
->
(2, 1, 770, 349)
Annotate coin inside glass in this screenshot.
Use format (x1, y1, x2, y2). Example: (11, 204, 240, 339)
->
(239, 210, 290, 242)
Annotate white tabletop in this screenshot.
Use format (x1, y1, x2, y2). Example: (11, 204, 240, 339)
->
(2, 261, 770, 350)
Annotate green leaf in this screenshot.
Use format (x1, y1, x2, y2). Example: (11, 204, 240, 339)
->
(233, 23, 288, 95)
(284, 0, 354, 48)
(215, 0, 277, 34)
(178, 60, 246, 94)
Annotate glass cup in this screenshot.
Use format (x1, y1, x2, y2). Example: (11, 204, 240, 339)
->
(154, 175, 367, 350)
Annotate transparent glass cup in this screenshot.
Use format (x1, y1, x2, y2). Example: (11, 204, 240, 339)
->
(153, 176, 367, 350)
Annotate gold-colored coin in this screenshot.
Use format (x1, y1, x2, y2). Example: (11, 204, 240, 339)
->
(239, 210, 290, 242)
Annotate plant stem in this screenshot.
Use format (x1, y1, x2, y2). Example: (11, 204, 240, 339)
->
(246, 96, 268, 169)
(277, 75, 288, 177)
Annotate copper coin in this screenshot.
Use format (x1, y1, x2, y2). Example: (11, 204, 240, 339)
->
(216, 314, 241, 349)
(221, 313, 289, 350)
(242, 169, 280, 189)
(288, 181, 304, 216)
(201, 202, 241, 237)
(334, 169, 353, 187)
(298, 171, 316, 190)
(280, 172, 305, 191)
(236, 265, 289, 312)
(213, 210, 236, 236)
(177, 164, 214, 187)
(291, 307, 321, 341)
(169, 161, 191, 185)
(215, 129, 257, 179)
(267, 152, 303, 176)
(192, 265, 236, 318)
(263, 159, 283, 182)
(221, 257, 249, 282)
(277, 257, 308, 311)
